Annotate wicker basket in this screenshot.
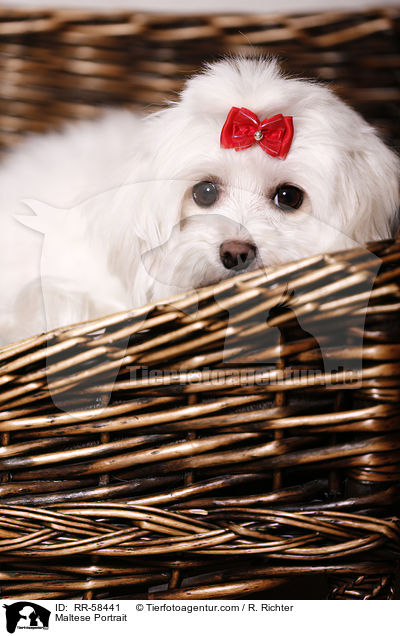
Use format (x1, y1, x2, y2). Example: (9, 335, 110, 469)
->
(0, 7, 399, 600)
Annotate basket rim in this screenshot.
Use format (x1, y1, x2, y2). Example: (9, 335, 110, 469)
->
(0, 238, 396, 356)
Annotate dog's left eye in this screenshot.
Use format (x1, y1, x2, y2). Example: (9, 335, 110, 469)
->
(192, 181, 219, 207)
(273, 185, 303, 211)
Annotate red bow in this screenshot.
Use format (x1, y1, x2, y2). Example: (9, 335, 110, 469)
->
(220, 107, 293, 159)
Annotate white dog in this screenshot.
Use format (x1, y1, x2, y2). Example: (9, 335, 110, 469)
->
(0, 57, 398, 345)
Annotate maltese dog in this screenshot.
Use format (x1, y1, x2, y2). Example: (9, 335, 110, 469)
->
(0, 56, 398, 344)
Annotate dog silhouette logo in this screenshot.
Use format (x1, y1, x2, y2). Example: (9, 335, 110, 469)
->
(3, 603, 50, 634)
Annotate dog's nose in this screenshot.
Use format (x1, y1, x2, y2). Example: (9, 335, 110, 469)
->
(219, 240, 256, 271)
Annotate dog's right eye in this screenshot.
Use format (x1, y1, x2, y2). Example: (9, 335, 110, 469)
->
(192, 181, 219, 207)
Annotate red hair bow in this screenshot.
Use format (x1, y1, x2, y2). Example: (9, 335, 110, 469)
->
(220, 107, 293, 159)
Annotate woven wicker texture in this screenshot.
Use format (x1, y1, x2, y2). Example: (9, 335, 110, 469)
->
(1, 238, 399, 598)
(0, 7, 399, 151)
(0, 507, 398, 600)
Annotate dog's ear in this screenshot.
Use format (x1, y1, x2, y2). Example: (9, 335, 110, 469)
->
(339, 127, 400, 243)
(137, 177, 189, 248)
(106, 175, 189, 249)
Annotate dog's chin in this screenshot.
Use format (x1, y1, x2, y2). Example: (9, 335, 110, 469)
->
(144, 252, 264, 303)
(146, 263, 224, 300)
(188, 267, 254, 291)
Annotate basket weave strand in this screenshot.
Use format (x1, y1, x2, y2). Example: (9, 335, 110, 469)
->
(0, 505, 399, 599)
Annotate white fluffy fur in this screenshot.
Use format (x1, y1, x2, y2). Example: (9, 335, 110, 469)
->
(0, 57, 399, 344)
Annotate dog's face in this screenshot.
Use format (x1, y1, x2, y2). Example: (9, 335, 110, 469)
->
(136, 58, 399, 299)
